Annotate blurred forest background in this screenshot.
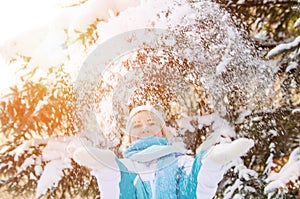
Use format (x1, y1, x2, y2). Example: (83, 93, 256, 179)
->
(0, 0, 299, 198)
(217, 1, 300, 198)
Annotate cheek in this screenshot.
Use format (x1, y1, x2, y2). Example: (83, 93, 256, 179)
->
(151, 125, 161, 132)
(130, 127, 143, 137)
(148, 125, 163, 135)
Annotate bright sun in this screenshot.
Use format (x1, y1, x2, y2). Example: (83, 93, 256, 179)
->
(0, 0, 64, 94)
(0, 0, 62, 45)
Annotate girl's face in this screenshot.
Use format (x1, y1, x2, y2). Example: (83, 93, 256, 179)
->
(129, 111, 164, 142)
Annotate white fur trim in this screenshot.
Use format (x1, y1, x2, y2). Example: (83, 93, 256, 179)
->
(73, 147, 117, 170)
(128, 145, 185, 163)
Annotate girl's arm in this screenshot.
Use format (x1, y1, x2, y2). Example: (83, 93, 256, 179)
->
(197, 138, 254, 198)
(73, 147, 121, 199)
(196, 157, 226, 198)
(91, 167, 121, 199)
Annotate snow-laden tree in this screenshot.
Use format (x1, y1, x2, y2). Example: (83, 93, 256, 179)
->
(213, 0, 300, 198)
(0, 62, 100, 198)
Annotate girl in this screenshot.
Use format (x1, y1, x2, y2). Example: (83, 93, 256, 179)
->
(73, 105, 254, 198)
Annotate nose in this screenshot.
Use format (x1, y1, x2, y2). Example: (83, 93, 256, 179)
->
(141, 125, 150, 133)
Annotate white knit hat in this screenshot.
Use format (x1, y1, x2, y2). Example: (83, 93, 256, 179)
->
(125, 105, 166, 135)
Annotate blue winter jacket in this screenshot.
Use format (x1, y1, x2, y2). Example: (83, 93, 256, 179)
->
(116, 136, 205, 199)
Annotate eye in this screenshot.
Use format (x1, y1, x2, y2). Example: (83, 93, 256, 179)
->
(147, 117, 152, 121)
(146, 118, 155, 125)
(148, 122, 155, 126)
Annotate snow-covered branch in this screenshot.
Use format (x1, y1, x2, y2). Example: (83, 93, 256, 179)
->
(266, 36, 300, 58)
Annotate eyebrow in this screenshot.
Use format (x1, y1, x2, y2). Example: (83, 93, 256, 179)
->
(132, 123, 142, 128)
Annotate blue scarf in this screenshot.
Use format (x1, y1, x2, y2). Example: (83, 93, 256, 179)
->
(122, 136, 178, 199)
(123, 136, 169, 158)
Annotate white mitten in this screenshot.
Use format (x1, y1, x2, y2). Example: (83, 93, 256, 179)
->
(207, 138, 254, 165)
(73, 147, 117, 170)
